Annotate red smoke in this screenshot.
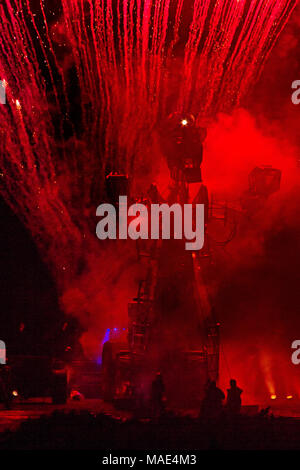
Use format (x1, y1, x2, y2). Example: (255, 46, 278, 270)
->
(0, 1, 299, 405)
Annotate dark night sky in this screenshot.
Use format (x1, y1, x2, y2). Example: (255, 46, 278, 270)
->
(0, 197, 61, 352)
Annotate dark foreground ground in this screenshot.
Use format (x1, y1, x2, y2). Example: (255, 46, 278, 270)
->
(1, 402, 300, 450)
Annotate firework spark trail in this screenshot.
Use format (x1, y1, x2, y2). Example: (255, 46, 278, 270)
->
(58, 0, 298, 164)
(23, 0, 60, 109)
(217, 0, 280, 102)
(38, 0, 71, 118)
(0, 1, 82, 279)
(182, 0, 298, 111)
(0, 0, 298, 282)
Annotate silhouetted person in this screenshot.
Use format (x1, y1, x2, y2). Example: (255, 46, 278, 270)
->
(259, 406, 271, 418)
(200, 380, 225, 420)
(226, 379, 242, 415)
(151, 372, 165, 416)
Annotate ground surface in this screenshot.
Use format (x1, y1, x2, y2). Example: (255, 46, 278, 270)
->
(1, 399, 300, 450)
(0, 398, 131, 433)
